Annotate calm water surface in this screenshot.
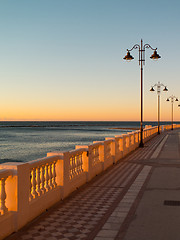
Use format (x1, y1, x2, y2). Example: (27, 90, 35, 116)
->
(0, 121, 176, 163)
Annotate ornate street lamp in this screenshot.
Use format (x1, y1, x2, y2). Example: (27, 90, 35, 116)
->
(123, 39, 161, 147)
(150, 82, 168, 134)
(166, 95, 178, 130)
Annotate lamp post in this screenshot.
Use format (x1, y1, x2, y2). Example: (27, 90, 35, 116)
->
(150, 82, 168, 134)
(123, 39, 161, 147)
(166, 95, 178, 130)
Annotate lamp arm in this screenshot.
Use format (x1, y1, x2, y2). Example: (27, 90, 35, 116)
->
(168, 95, 178, 101)
(143, 44, 157, 51)
(127, 44, 140, 52)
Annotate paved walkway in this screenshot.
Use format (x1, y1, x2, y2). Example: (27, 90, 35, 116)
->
(5, 129, 180, 240)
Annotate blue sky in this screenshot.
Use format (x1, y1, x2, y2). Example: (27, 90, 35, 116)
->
(0, 0, 180, 121)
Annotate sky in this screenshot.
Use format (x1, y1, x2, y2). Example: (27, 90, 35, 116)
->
(0, 0, 180, 121)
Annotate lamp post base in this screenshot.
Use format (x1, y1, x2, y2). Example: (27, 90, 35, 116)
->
(139, 142, 144, 148)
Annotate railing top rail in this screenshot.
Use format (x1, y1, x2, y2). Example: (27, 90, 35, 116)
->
(144, 126, 157, 130)
(115, 135, 124, 139)
(127, 132, 134, 135)
(134, 130, 140, 133)
(89, 141, 104, 148)
(104, 138, 114, 143)
(29, 155, 61, 168)
(121, 133, 129, 137)
(0, 169, 13, 179)
(68, 148, 88, 156)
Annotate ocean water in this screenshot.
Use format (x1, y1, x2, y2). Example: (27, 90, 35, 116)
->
(0, 121, 177, 164)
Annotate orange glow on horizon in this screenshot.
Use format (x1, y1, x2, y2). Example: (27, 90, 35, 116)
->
(1, 97, 180, 121)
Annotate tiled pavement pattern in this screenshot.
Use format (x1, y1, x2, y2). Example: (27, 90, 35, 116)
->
(94, 166, 152, 240)
(6, 133, 166, 240)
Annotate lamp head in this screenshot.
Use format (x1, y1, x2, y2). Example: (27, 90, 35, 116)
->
(123, 51, 134, 61)
(163, 86, 168, 91)
(166, 98, 170, 101)
(150, 87, 155, 92)
(150, 50, 161, 60)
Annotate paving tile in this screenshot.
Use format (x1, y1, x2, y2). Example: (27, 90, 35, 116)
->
(97, 229, 118, 238)
(102, 222, 121, 230)
(76, 233, 87, 238)
(64, 233, 74, 237)
(107, 216, 124, 224)
(111, 211, 127, 217)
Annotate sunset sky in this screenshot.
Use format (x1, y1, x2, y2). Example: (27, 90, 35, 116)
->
(0, 0, 180, 121)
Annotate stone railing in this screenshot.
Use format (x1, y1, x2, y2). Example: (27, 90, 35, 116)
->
(0, 124, 180, 239)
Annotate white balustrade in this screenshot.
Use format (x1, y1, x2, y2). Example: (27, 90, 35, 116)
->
(88, 142, 104, 180)
(114, 135, 123, 162)
(69, 151, 84, 179)
(29, 156, 59, 201)
(91, 145, 101, 166)
(121, 134, 129, 157)
(47, 148, 88, 199)
(128, 132, 135, 151)
(0, 169, 12, 216)
(104, 139, 115, 169)
(0, 179, 8, 215)
(134, 131, 140, 147)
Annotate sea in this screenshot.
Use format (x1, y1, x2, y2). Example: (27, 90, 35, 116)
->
(0, 121, 178, 164)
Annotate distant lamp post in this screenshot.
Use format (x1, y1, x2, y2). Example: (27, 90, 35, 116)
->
(150, 81, 168, 134)
(166, 95, 178, 130)
(123, 39, 161, 147)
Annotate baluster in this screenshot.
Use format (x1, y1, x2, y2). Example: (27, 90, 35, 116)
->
(78, 155, 81, 173)
(29, 171, 33, 201)
(72, 156, 75, 177)
(40, 165, 46, 193)
(36, 167, 42, 196)
(52, 161, 57, 187)
(0, 178, 8, 215)
(75, 155, 79, 174)
(49, 163, 53, 189)
(69, 157, 73, 179)
(45, 164, 50, 191)
(74, 156, 77, 176)
(78, 154, 81, 173)
(31, 168, 38, 198)
(94, 148, 97, 165)
(80, 154, 83, 173)
(74, 156, 77, 175)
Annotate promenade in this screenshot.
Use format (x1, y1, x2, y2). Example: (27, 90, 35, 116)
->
(5, 129, 180, 240)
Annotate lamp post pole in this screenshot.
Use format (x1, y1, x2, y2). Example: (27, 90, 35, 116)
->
(150, 81, 168, 134)
(158, 94, 160, 133)
(140, 40, 143, 147)
(123, 39, 161, 147)
(172, 100, 173, 130)
(166, 95, 178, 130)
